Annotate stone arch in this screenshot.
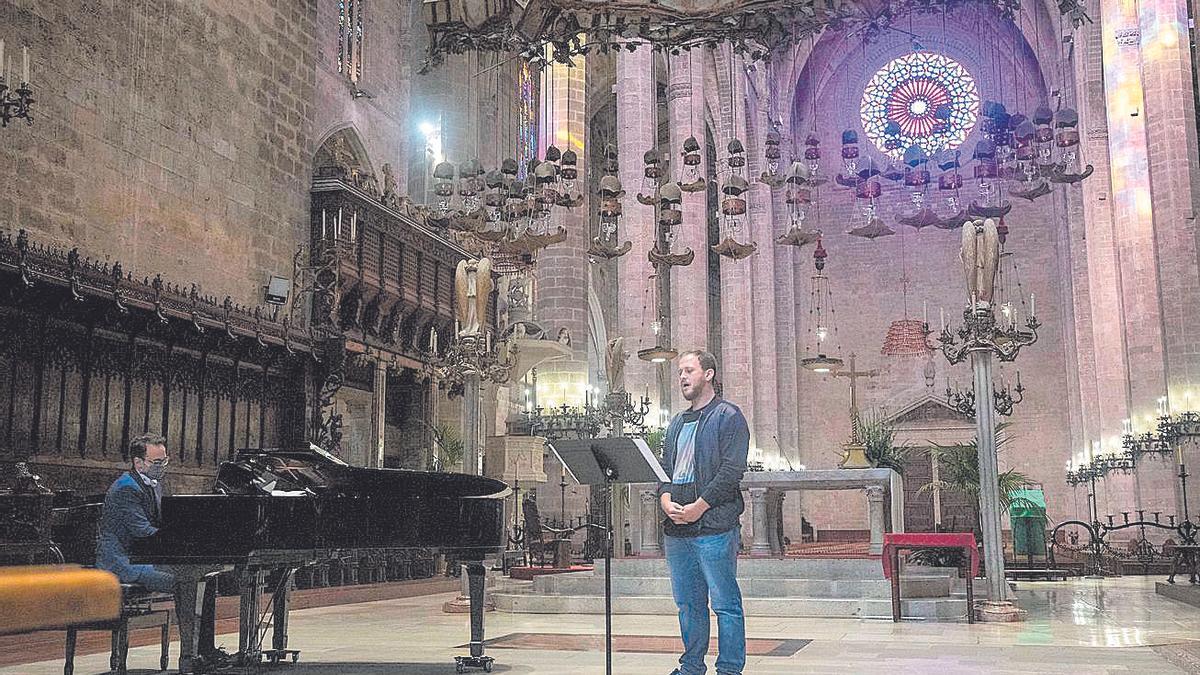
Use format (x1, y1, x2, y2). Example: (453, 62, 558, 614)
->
(788, 3, 1060, 146)
(314, 124, 376, 180)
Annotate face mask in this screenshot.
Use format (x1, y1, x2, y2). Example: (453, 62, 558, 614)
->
(139, 460, 168, 481)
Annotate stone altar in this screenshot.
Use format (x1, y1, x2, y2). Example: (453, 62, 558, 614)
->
(742, 469, 904, 556)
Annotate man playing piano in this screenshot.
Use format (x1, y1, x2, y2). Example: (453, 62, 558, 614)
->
(97, 433, 225, 670)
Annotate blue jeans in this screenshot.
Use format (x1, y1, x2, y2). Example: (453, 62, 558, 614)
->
(664, 527, 745, 675)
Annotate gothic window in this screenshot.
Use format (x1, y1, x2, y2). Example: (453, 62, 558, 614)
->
(517, 61, 537, 181)
(860, 52, 979, 159)
(338, 0, 365, 82)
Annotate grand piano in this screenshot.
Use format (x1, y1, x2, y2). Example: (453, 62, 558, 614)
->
(131, 444, 509, 673)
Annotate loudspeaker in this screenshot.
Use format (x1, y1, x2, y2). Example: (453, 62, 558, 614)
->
(265, 276, 291, 306)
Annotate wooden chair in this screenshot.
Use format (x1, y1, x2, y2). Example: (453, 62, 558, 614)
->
(64, 583, 172, 675)
(522, 496, 571, 568)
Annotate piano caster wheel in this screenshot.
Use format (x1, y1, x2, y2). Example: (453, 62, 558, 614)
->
(455, 655, 494, 673)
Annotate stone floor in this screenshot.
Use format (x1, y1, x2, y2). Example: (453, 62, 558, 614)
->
(5, 576, 1199, 674)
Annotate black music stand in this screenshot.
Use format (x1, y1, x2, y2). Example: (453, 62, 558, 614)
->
(547, 437, 669, 675)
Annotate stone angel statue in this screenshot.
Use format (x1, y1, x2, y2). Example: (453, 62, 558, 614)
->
(605, 337, 629, 393)
(455, 257, 493, 337)
(960, 217, 1000, 306)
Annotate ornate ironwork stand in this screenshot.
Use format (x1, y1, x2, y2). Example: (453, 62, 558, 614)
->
(1056, 410, 1200, 579)
(939, 304, 1039, 615)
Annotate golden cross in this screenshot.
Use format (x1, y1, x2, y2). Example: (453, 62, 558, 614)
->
(834, 352, 879, 419)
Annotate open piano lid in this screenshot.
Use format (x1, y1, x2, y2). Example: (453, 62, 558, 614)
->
(217, 444, 511, 499)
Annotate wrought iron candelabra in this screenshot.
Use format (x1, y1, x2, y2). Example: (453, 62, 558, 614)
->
(1057, 408, 1200, 579)
(431, 332, 515, 393)
(938, 302, 1039, 611)
(602, 391, 651, 436)
(523, 402, 606, 440)
(521, 391, 651, 440)
(0, 78, 32, 126)
(945, 372, 1025, 417)
(938, 305, 1040, 365)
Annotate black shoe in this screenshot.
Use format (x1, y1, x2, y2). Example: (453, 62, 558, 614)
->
(194, 648, 235, 672)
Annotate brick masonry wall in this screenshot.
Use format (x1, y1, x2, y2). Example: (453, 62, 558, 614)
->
(0, 0, 318, 307)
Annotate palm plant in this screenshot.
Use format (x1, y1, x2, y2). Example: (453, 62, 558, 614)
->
(918, 421, 1033, 535)
(854, 408, 910, 474)
(430, 422, 465, 472)
(644, 427, 667, 459)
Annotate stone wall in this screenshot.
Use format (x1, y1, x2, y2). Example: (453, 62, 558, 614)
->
(0, 0, 318, 308)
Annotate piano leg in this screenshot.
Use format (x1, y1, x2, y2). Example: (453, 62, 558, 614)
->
(455, 562, 494, 673)
(238, 568, 266, 663)
(268, 568, 301, 663)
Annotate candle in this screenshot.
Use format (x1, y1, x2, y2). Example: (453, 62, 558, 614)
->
(321, 209, 326, 238)
(350, 211, 357, 240)
(0, 41, 5, 80)
(429, 326, 436, 352)
(1030, 292, 1035, 318)
(21, 46, 28, 84)
(336, 208, 342, 238)
(455, 318, 460, 336)
(923, 300, 928, 326)
(485, 330, 491, 353)
(939, 307, 946, 332)
(5, 56, 10, 86)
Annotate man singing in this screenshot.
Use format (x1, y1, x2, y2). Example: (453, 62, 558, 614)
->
(658, 350, 750, 675)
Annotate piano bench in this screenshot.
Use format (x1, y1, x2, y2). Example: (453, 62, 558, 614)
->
(64, 584, 172, 675)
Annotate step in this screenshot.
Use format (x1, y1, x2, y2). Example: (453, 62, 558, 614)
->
(594, 557, 890, 579)
(491, 591, 967, 620)
(531, 573, 949, 599)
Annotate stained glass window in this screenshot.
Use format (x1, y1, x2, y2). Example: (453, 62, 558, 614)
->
(516, 61, 537, 181)
(338, 0, 364, 82)
(860, 53, 979, 159)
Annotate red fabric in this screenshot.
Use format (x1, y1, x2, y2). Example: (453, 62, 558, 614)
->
(882, 533, 979, 580)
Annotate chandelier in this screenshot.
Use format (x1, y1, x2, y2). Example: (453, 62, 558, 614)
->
(800, 239, 844, 373)
(432, 152, 575, 272)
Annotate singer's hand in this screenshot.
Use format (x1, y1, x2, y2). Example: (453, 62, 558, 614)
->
(673, 501, 708, 524)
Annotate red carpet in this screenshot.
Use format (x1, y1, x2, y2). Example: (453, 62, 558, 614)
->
(783, 541, 878, 558)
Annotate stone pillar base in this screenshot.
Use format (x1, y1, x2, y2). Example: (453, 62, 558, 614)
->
(974, 601, 1027, 623)
(442, 595, 496, 614)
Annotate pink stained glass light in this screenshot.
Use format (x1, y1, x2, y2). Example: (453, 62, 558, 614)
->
(861, 52, 980, 159)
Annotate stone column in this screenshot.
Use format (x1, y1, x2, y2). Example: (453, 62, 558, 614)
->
(749, 487, 772, 556)
(639, 488, 661, 556)
(971, 349, 1009, 602)
(616, 44, 659, 409)
(462, 374, 482, 475)
(667, 51, 710, 411)
(713, 46, 755, 441)
(866, 484, 886, 556)
(745, 67, 780, 457)
(369, 359, 387, 468)
(534, 55, 589, 408)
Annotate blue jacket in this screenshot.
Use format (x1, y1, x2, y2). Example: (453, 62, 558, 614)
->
(96, 471, 161, 584)
(656, 398, 750, 536)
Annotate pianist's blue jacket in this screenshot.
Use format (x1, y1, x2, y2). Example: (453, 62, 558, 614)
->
(96, 471, 165, 586)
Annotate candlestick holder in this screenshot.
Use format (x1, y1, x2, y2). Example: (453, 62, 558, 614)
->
(0, 79, 33, 127)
